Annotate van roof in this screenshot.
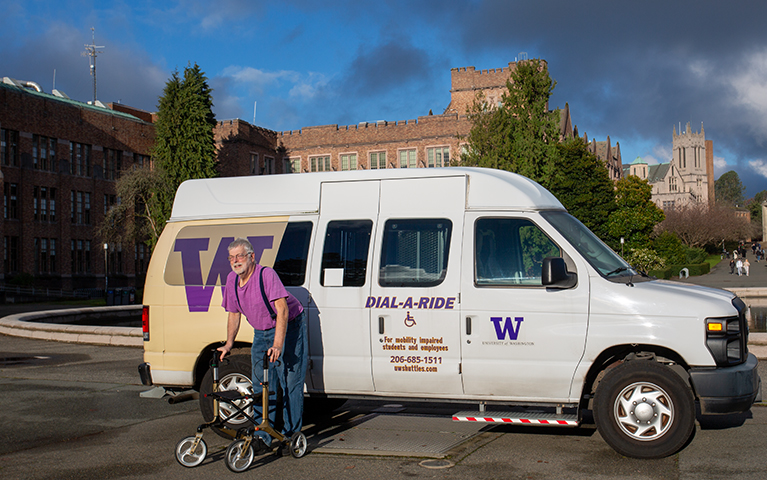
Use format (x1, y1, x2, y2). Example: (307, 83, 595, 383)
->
(169, 167, 565, 222)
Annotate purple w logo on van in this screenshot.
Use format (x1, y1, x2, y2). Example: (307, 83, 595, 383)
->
(490, 317, 524, 340)
(173, 236, 274, 312)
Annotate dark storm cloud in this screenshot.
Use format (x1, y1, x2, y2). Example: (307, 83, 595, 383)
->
(341, 41, 436, 96)
(1, 21, 166, 113)
(409, 0, 767, 193)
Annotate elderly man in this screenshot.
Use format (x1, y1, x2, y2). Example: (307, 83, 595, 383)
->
(217, 238, 307, 449)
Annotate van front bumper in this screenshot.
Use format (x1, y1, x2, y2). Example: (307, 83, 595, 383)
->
(689, 353, 760, 414)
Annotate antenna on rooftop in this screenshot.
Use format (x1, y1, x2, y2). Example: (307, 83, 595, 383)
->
(518, 51, 528, 61)
(82, 27, 104, 103)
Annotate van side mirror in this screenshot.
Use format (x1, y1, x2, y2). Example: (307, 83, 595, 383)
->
(542, 257, 577, 289)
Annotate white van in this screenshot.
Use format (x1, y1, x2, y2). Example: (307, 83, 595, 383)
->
(139, 167, 759, 458)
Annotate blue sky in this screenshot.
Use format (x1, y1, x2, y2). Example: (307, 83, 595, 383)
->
(3, 0, 767, 199)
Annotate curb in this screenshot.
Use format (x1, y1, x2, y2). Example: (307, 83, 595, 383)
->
(0, 306, 143, 347)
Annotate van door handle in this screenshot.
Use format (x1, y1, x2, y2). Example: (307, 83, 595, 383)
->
(379, 316, 385, 335)
(465, 316, 472, 335)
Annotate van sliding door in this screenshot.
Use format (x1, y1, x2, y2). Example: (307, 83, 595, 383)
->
(368, 176, 465, 395)
(308, 180, 379, 393)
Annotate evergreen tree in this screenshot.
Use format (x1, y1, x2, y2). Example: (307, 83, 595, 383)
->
(462, 59, 560, 189)
(606, 176, 665, 251)
(152, 63, 218, 230)
(550, 138, 617, 243)
(715, 170, 746, 207)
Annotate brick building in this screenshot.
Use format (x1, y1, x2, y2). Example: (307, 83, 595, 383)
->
(0, 59, 621, 291)
(0, 77, 154, 291)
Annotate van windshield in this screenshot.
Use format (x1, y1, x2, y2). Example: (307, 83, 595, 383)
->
(541, 211, 636, 278)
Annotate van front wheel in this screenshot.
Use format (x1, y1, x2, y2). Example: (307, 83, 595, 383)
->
(593, 361, 695, 459)
(199, 355, 254, 439)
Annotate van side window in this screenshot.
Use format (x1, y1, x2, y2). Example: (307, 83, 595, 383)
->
(321, 220, 373, 286)
(379, 219, 452, 287)
(475, 218, 560, 286)
(274, 222, 313, 286)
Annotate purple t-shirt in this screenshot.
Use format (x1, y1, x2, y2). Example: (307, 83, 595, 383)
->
(222, 265, 303, 331)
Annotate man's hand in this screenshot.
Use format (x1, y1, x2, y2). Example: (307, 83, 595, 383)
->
(267, 346, 282, 363)
(217, 344, 232, 362)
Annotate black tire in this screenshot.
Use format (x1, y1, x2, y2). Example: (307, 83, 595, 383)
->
(593, 361, 695, 459)
(199, 355, 254, 439)
(225, 439, 254, 473)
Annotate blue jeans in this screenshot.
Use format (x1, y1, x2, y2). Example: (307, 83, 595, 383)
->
(251, 311, 307, 441)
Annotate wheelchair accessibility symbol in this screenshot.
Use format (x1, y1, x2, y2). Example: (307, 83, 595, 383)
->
(404, 311, 416, 327)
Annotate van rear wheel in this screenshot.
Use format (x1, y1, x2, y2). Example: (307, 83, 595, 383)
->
(199, 355, 254, 439)
(593, 360, 695, 459)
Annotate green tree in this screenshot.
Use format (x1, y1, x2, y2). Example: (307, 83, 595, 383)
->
(606, 175, 665, 251)
(152, 63, 219, 230)
(549, 138, 617, 243)
(462, 59, 560, 188)
(715, 170, 746, 207)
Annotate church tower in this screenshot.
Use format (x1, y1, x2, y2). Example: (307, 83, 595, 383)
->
(672, 122, 709, 205)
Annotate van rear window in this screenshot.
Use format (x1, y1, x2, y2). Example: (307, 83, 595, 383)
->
(274, 222, 313, 286)
(379, 219, 451, 287)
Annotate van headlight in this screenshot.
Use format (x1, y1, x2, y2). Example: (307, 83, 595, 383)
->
(705, 298, 748, 366)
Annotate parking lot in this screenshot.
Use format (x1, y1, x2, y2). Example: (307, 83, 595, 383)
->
(2, 333, 767, 479)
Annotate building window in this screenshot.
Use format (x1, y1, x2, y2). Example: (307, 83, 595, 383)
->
(108, 244, 123, 274)
(105, 148, 122, 180)
(1, 128, 19, 167)
(264, 156, 274, 175)
(370, 151, 386, 169)
(669, 176, 677, 192)
(427, 147, 450, 168)
(286, 157, 301, 173)
(310, 155, 331, 172)
(35, 238, 58, 274)
(33, 135, 56, 171)
(4, 183, 18, 220)
(135, 243, 149, 275)
(135, 154, 150, 168)
(71, 191, 91, 225)
(71, 239, 92, 274)
(104, 194, 117, 215)
(399, 149, 417, 168)
(340, 153, 357, 171)
(4, 236, 19, 273)
(70, 142, 92, 177)
(33, 186, 56, 222)
(250, 153, 259, 175)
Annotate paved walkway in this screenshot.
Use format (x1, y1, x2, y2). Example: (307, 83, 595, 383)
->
(678, 255, 767, 291)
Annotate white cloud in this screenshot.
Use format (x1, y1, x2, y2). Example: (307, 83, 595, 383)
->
(749, 159, 767, 178)
(728, 49, 767, 143)
(219, 66, 299, 96)
(714, 156, 728, 169)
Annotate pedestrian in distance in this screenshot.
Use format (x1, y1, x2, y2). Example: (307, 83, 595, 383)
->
(730, 258, 735, 274)
(736, 258, 743, 276)
(744, 258, 751, 276)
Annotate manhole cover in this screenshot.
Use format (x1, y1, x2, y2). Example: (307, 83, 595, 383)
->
(419, 459, 454, 469)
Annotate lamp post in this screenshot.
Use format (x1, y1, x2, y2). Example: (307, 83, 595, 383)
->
(104, 243, 109, 295)
(620, 237, 624, 258)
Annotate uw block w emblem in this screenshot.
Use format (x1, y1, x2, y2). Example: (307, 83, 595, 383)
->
(490, 317, 524, 340)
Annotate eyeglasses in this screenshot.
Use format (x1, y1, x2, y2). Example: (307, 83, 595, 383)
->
(228, 253, 250, 262)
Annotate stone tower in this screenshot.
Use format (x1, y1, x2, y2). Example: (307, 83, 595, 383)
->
(672, 122, 709, 205)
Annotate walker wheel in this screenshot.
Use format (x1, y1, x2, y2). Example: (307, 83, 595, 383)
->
(289, 432, 308, 458)
(175, 436, 207, 467)
(225, 439, 255, 473)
